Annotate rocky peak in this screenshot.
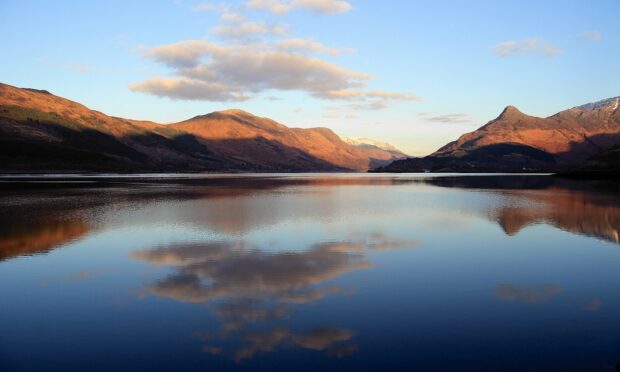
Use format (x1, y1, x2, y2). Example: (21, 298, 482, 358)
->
(497, 105, 524, 120)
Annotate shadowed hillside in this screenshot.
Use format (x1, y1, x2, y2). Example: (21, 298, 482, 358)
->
(0, 83, 403, 173)
(376, 97, 620, 173)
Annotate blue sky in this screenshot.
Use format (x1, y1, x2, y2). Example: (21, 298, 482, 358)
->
(1, 0, 618, 155)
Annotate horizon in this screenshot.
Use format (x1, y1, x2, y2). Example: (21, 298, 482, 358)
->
(1, 1, 619, 155)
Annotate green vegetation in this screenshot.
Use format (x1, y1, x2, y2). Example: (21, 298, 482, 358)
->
(0, 105, 84, 131)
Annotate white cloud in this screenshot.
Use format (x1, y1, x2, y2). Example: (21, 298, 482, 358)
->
(277, 38, 349, 56)
(246, 0, 352, 14)
(129, 77, 250, 101)
(581, 30, 602, 42)
(246, 0, 292, 14)
(193, 3, 246, 23)
(292, 0, 352, 14)
(153, 0, 415, 107)
(321, 89, 365, 100)
(492, 37, 562, 57)
(143, 40, 222, 68)
(132, 40, 374, 101)
(221, 11, 245, 22)
(211, 21, 289, 40)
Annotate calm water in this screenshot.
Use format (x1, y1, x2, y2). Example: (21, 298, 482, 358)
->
(1, 174, 620, 371)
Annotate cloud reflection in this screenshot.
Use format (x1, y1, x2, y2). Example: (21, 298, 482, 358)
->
(495, 283, 562, 304)
(133, 238, 418, 304)
(133, 235, 418, 361)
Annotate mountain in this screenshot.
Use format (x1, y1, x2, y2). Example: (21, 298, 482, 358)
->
(0, 83, 400, 172)
(342, 137, 407, 168)
(342, 137, 407, 169)
(342, 137, 405, 154)
(169, 110, 398, 171)
(0, 83, 227, 172)
(375, 96, 620, 172)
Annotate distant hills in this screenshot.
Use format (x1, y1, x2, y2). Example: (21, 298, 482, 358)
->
(375, 96, 620, 173)
(341, 137, 407, 168)
(0, 83, 403, 173)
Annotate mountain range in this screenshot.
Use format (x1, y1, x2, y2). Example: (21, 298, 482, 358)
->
(2, 81, 619, 174)
(0, 83, 404, 173)
(375, 96, 620, 173)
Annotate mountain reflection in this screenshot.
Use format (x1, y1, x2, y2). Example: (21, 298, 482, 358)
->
(1, 175, 619, 265)
(133, 236, 418, 361)
(0, 220, 91, 261)
(490, 188, 620, 243)
(421, 176, 620, 244)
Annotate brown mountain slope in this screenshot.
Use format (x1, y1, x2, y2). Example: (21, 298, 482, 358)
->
(0, 83, 401, 172)
(376, 96, 620, 172)
(170, 110, 401, 171)
(435, 97, 620, 163)
(0, 83, 228, 171)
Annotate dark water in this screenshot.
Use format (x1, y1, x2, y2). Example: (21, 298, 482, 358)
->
(1, 174, 620, 371)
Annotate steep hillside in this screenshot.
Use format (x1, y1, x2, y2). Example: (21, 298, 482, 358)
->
(170, 110, 398, 171)
(436, 99, 620, 164)
(0, 83, 226, 171)
(376, 96, 620, 172)
(0, 83, 401, 172)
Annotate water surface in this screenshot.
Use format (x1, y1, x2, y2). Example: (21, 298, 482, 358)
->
(1, 174, 620, 371)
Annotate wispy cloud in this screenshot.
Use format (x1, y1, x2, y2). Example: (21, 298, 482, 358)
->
(581, 30, 602, 42)
(211, 21, 289, 40)
(193, 3, 220, 12)
(221, 11, 245, 22)
(424, 113, 472, 124)
(246, 0, 352, 15)
(63, 63, 94, 74)
(277, 38, 351, 56)
(193, 3, 246, 22)
(492, 37, 562, 57)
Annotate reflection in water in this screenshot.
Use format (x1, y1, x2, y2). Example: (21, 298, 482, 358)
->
(133, 236, 418, 361)
(490, 188, 620, 243)
(420, 176, 620, 244)
(583, 298, 603, 311)
(133, 237, 418, 304)
(494, 283, 562, 304)
(0, 221, 90, 261)
(2, 175, 620, 370)
(222, 326, 354, 362)
(1, 175, 619, 263)
(134, 241, 366, 304)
